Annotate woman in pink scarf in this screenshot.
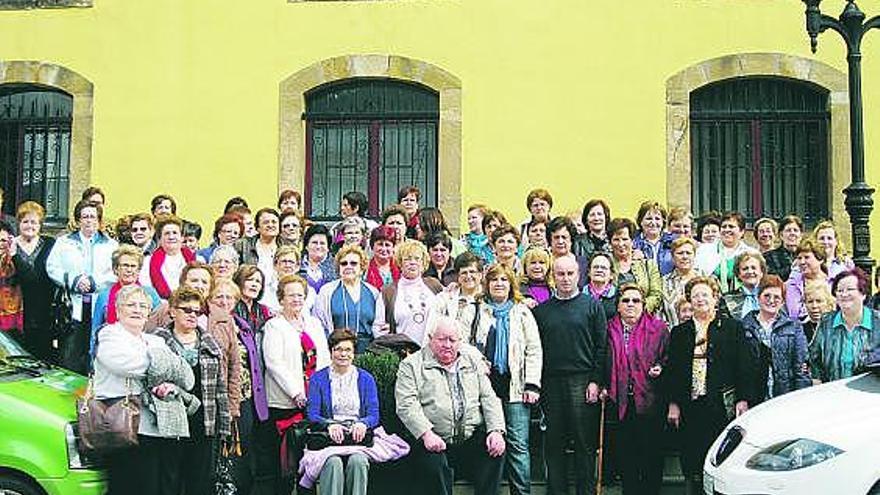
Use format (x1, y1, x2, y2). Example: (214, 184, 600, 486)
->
(606, 283, 669, 495)
(140, 216, 195, 299)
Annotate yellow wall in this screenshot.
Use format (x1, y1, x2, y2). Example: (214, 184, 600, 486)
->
(0, 0, 878, 251)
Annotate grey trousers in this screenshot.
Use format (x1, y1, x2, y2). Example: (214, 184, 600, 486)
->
(317, 453, 369, 495)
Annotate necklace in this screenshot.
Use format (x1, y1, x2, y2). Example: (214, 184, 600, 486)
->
(404, 286, 429, 324)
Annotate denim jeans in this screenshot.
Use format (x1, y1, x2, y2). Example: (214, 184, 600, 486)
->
(504, 402, 532, 495)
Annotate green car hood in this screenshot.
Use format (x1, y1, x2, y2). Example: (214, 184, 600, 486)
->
(0, 367, 87, 426)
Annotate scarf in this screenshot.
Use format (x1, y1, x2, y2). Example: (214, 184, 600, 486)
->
(608, 315, 645, 419)
(587, 282, 615, 301)
(487, 299, 514, 375)
(366, 257, 399, 290)
(106, 282, 126, 324)
(275, 323, 319, 477)
(149, 246, 196, 299)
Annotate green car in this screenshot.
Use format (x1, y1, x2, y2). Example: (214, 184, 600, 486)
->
(0, 332, 106, 495)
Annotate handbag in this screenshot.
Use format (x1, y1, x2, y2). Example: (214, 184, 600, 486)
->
(721, 386, 737, 421)
(304, 422, 374, 450)
(214, 421, 240, 495)
(76, 377, 141, 454)
(50, 285, 73, 338)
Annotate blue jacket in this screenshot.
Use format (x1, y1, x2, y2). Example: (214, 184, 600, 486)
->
(633, 231, 677, 276)
(741, 310, 812, 402)
(306, 366, 380, 428)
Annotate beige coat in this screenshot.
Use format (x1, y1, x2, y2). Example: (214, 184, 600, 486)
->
(395, 345, 506, 443)
(472, 301, 543, 402)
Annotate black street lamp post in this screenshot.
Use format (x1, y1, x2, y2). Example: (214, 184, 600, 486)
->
(803, 0, 880, 281)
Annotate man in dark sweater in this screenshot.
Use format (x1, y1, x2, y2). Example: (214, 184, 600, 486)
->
(764, 215, 803, 281)
(532, 255, 608, 495)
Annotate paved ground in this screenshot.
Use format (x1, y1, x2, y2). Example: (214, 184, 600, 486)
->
(452, 484, 686, 494)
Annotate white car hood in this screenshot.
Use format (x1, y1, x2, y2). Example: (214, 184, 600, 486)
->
(733, 373, 880, 451)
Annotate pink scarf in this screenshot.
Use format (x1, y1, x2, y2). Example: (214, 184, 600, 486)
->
(149, 246, 195, 299)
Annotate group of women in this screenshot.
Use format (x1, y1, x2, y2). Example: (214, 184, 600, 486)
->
(1, 184, 880, 495)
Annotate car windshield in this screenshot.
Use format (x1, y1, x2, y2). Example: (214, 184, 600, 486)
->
(0, 332, 31, 360)
(845, 371, 880, 394)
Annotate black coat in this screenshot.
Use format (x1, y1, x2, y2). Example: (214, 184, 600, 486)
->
(20, 235, 56, 332)
(665, 316, 757, 414)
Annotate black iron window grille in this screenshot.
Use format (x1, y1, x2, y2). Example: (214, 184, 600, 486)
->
(304, 78, 439, 221)
(690, 77, 830, 226)
(0, 85, 72, 224)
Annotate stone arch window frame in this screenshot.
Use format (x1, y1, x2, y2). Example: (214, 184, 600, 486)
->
(279, 54, 462, 232)
(0, 60, 93, 225)
(666, 52, 849, 236)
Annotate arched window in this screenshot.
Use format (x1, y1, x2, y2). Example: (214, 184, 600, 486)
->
(304, 78, 439, 220)
(690, 77, 829, 224)
(0, 85, 72, 223)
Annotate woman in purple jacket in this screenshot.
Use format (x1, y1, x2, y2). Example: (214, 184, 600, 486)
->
(606, 283, 670, 495)
(306, 328, 380, 495)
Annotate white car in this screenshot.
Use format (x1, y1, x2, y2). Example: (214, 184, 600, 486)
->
(703, 369, 880, 495)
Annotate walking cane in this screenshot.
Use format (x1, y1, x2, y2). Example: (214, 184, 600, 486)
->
(596, 397, 606, 495)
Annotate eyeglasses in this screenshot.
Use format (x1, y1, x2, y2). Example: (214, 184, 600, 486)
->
(760, 293, 783, 301)
(118, 263, 140, 270)
(123, 302, 151, 311)
(339, 260, 360, 267)
(620, 298, 643, 304)
(175, 306, 203, 315)
(130, 226, 150, 233)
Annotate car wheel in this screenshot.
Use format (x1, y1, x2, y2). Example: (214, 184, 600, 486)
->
(0, 475, 43, 495)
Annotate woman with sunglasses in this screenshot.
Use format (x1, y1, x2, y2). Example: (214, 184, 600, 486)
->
(314, 245, 383, 354)
(607, 283, 669, 495)
(155, 287, 231, 495)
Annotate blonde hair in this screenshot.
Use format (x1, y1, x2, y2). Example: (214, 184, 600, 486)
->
(803, 280, 834, 313)
(276, 274, 308, 303)
(211, 278, 242, 301)
(520, 247, 554, 287)
(335, 244, 368, 270)
(483, 263, 523, 303)
(394, 239, 430, 271)
(813, 220, 848, 259)
(112, 244, 145, 270)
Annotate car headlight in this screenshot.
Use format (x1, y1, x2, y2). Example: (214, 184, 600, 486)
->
(746, 438, 844, 471)
(65, 422, 97, 469)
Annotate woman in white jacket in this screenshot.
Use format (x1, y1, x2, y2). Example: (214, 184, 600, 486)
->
(471, 263, 543, 495)
(93, 285, 187, 495)
(261, 274, 330, 491)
